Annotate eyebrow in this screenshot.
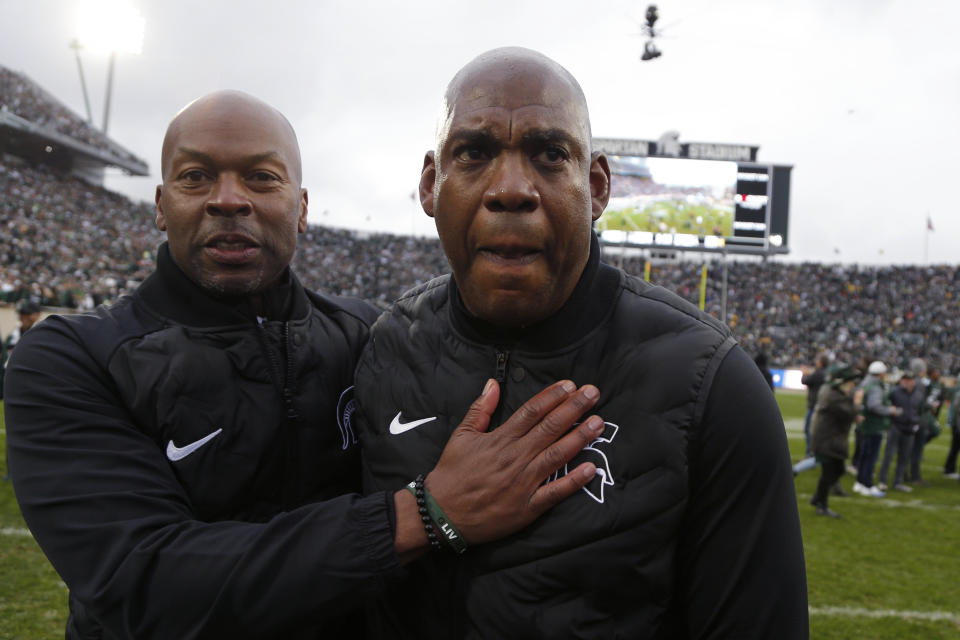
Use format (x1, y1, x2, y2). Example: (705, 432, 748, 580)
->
(520, 128, 583, 154)
(446, 127, 498, 148)
(447, 127, 583, 154)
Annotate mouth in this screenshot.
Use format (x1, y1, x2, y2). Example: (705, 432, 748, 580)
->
(477, 244, 542, 267)
(203, 233, 261, 264)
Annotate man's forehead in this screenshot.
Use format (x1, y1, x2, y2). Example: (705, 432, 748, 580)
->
(450, 70, 576, 112)
(446, 103, 584, 141)
(161, 92, 301, 178)
(441, 53, 590, 145)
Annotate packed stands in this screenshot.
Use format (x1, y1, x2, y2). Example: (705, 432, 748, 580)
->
(1, 66, 144, 167)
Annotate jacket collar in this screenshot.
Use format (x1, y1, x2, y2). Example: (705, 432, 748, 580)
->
(136, 242, 308, 326)
(449, 232, 621, 352)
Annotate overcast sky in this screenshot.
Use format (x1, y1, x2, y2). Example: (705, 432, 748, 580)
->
(2, 0, 958, 265)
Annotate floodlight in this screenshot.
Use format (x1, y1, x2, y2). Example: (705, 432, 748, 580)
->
(74, 0, 144, 133)
(76, 0, 145, 55)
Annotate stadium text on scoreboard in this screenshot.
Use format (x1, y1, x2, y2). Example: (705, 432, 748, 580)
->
(593, 136, 792, 256)
(593, 136, 759, 162)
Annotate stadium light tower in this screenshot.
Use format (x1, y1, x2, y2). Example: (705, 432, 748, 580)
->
(69, 39, 94, 124)
(75, 0, 145, 135)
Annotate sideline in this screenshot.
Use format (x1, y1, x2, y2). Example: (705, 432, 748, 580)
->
(810, 605, 960, 623)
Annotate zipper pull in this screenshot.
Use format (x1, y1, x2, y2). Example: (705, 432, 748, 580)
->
(495, 350, 508, 383)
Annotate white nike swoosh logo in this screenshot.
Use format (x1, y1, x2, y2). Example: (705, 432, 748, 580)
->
(166, 428, 223, 461)
(389, 413, 436, 435)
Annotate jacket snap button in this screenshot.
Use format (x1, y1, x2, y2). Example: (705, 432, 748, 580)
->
(292, 333, 303, 346)
(511, 366, 525, 382)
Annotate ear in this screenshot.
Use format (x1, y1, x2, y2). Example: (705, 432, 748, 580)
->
(155, 185, 167, 231)
(419, 151, 437, 217)
(297, 188, 309, 233)
(589, 152, 611, 221)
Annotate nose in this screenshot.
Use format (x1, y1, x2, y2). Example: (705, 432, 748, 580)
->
(482, 153, 540, 213)
(206, 173, 252, 217)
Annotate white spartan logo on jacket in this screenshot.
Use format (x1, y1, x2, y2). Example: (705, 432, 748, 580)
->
(547, 422, 618, 503)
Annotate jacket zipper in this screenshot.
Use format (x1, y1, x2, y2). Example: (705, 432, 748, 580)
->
(256, 321, 300, 506)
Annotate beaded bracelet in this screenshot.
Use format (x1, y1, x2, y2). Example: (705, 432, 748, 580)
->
(405, 475, 468, 554)
(406, 475, 441, 550)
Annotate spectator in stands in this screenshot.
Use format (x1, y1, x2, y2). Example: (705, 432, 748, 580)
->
(877, 369, 919, 492)
(809, 363, 863, 518)
(854, 361, 897, 497)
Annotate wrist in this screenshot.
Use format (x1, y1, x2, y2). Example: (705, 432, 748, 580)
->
(407, 474, 469, 555)
(392, 488, 429, 562)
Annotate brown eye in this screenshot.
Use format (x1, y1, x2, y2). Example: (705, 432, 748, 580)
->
(250, 171, 279, 182)
(455, 147, 489, 162)
(536, 147, 568, 165)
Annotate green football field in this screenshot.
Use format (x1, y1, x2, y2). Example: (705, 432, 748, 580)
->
(1, 395, 959, 638)
(597, 199, 734, 237)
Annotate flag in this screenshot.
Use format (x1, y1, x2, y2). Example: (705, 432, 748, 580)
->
(927, 215, 934, 232)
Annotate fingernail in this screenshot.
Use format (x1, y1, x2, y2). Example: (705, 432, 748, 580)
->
(582, 385, 599, 400)
(482, 379, 496, 396)
(582, 464, 598, 479)
(560, 380, 576, 393)
(587, 416, 604, 433)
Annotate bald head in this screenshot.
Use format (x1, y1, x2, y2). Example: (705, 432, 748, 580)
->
(438, 47, 592, 149)
(161, 90, 302, 184)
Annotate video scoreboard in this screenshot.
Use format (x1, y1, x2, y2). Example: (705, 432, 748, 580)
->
(593, 136, 792, 255)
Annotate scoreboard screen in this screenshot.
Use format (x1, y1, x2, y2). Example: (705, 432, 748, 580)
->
(593, 137, 791, 255)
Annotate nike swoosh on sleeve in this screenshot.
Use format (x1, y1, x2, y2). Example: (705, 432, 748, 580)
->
(166, 428, 224, 461)
(389, 413, 437, 435)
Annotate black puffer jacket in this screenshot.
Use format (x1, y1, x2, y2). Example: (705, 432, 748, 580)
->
(357, 238, 808, 639)
(6, 243, 399, 639)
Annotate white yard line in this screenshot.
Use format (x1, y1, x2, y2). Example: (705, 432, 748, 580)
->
(1, 526, 32, 537)
(810, 605, 960, 623)
(784, 419, 804, 431)
(797, 492, 960, 512)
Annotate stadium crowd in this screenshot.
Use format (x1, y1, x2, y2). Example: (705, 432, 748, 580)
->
(1, 154, 958, 375)
(1, 65, 142, 165)
(624, 258, 960, 375)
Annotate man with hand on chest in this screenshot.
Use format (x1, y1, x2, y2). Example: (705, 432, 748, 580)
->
(357, 47, 808, 639)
